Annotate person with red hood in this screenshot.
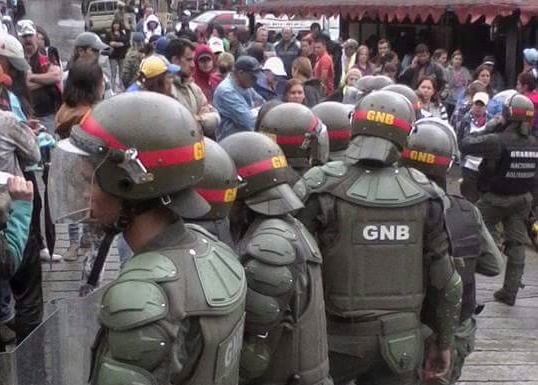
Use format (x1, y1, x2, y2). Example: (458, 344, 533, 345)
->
(192, 44, 221, 102)
(517, 71, 538, 134)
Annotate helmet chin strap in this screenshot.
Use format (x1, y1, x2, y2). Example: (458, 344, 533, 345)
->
(112, 197, 179, 234)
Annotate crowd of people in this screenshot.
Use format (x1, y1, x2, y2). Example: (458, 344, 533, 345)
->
(0, 1, 537, 385)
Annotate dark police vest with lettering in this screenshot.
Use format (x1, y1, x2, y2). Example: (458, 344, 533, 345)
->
(480, 131, 538, 195)
(445, 195, 481, 322)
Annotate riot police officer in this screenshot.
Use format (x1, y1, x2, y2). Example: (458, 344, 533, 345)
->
(185, 137, 238, 247)
(294, 90, 462, 385)
(401, 118, 502, 384)
(461, 93, 538, 306)
(312, 102, 353, 161)
(48, 92, 247, 385)
(219, 131, 333, 385)
(257, 102, 329, 183)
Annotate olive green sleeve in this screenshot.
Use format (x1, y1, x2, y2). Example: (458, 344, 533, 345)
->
(423, 200, 463, 349)
(473, 205, 503, 277)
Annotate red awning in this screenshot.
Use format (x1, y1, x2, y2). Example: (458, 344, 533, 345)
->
(248, 0, 538, 25)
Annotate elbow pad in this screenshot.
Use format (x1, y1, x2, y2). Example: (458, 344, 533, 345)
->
(442, 270, 463, 305)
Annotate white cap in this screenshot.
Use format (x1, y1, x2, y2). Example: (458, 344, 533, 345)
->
(262, 56, 287, 77)
(0, 33, 29, 71)
(16, 19, 36, 37)
(208, 37, 224, 54)
(472, 92, 489, 106)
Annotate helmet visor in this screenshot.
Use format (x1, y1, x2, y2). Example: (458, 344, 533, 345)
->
(48, 139, 96, 224)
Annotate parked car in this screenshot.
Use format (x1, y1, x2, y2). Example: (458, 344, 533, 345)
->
(84, 0, 117, 34)
(188, 10, 248, 36)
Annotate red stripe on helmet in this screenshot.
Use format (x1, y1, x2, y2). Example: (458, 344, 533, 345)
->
(81, 113, 126, 150)
(80, 113, 203, 168)
(401, 148, 452, 166)
(511, 107, 534, 117)
(276, 135, 305, 145)
(196, 188, 237, 203)
(237, 158, 275, 178)
(352, 110, 412, 133)
(328, 129, 351, 140)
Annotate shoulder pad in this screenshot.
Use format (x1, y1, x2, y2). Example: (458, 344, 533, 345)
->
(193, 237, 246, 308)
(100, 280, 168, 331)
(185, 222, 219, 242)
(301, 166, 327, 190)
(346, 167, 428, 207)
(246, 219, 296, 265)
(118, 252, 178, 283)
(320, 160, 348, 177)
(293, 162, 348, 200)
(408, 167, 430, 185)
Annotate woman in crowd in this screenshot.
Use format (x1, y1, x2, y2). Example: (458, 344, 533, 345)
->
(217, 52, 234, 80)
(291, 56, 322, 107)
(445, 50, 472, 117)
(283, 78, 305, 104)
(206, 22, 229, 51)
(416, 75, 448, 121)
(0, 59, 42, 347)
(451, 80, 487, 129)
(325, 67, 361, 103)
(54, 60, 104, 262)
(473, 64, 495, 95)
(354, 45, 375, 76)
(517, 71, 538, 133)
(35, 26, 61, 73)
(105, 19, 129, 92)
(192, 44, 221, 102)
(458, 91, 490, 203)
(55, 61, 103, 139)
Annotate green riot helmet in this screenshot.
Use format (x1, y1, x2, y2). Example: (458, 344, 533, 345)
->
(347, 90, 415, 165)
(382, 83, 422, 117)
(185, 138, 238, 221)
(219, 132, 303, 216)
(49, 92, 209, 223)
(355, 75, 376, 93)
(502, 93, 535, 123)
(312, 101, 353, 161)
(370, 75, 394, 90)
(414, 117, 459, 161)
(401, 119, 455, 181)
(257, 102, 329, 170)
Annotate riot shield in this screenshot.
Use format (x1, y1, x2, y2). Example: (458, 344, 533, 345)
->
(0, 289, 104, 385)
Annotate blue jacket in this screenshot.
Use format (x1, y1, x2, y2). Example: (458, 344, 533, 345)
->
(213, 75, 265, 141)
(254, 74, 286, 102)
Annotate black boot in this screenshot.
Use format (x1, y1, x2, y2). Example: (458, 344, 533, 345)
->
(494, 263, 524, 306)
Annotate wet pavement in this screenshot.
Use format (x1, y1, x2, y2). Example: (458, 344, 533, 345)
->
(26, 0, 84, 61)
